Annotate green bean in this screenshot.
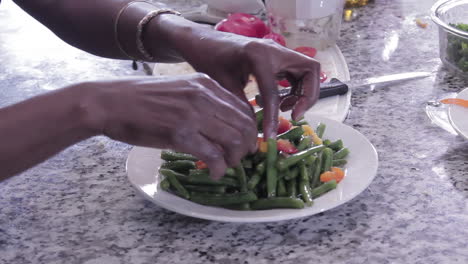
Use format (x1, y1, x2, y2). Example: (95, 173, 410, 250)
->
(311, 155, 322, 188)
(311, 180, 337, 198)
(252, 152, 266, 165)
(292, 120, 308, 126)
(250, 198, 305, 210)
(284, 167, 299, 181)
(242, 159, 253, 169)
(328, 140, 344, 152)
(277, 145, 325, 171)
(224, 203, 251, 211)
(316, 123, 326, 138)
(190, 191, 257, 206)
(160, 160, 196, 172)
(193, 168, 237, 178)
(299, 163, 313, 206)
(291, 117, 305, 126)
(247, 173, 262, 190)
(161, 151, 198, 161)
(256, 109, 264, 131)
(304, 155, 316, 166)
(266, 138, 278, 197)
(256, 161, 266, 175)
(321, 148, 334, 173)
(332, 159, 348, 167)
(297, 137, 312, 151)
(184, 185, 226, 194)
(277, 126, 304, 141)
(225, 168, 236, 177)
(178, 169, 239, 186)
(166, 171, 190, 199)
(160, 178, 170, 191)
(286, 178, 297, 197)
(235, 164, 248, 192)
(334, 148, 350, 160)
(277, 178, 287, 197)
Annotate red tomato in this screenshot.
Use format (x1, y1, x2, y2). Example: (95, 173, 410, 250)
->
(215, 18, 258, 37)
(249, 98, 258, 107)
(294, 46, 317, 58)
(228, 13, 270, 37)
(263, 32, 286, 46)
(277, 139, 298, 154)
(216, 13, 269, 38)
(320, 71, 328, 83)
(277, 116, 292, 134)
(278, 79, 291, 87)
(195, 160, 208, 169)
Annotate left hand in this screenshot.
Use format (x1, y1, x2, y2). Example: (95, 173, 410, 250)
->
(170, 27, 321, 139)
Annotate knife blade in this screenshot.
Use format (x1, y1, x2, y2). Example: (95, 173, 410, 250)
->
(254, 71, 432, 107)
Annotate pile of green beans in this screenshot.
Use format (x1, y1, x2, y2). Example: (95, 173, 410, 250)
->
(159, 116, 350, 210)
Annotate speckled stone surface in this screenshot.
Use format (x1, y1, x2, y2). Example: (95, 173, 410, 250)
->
(1, 0, 468, 263)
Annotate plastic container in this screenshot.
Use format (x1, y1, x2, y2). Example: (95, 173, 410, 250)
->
(265, 0, 345, 50)
(431, 0, 468, 75)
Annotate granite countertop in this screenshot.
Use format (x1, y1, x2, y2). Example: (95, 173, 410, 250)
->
(1, 0, 467, 263)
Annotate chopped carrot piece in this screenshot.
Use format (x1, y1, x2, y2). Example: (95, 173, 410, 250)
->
(320, 168, 346, 183)
(440, 98, 468, 108)
(331, 167, 345, 183)
(320, 171, 336, 183)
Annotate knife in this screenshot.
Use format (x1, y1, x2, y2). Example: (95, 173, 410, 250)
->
(255, 71, 432, 107)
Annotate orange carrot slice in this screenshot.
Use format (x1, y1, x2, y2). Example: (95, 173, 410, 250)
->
(440, 98, 468, 108)
(320, 171, 336, 183)
(331, 167, 345, 183)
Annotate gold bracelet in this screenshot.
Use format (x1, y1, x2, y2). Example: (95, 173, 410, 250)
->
(114, 0, 152, 69)
(136, 9, 181, 61)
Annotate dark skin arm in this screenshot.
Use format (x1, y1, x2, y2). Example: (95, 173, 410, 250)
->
(13, 0, 321, 137)
(3, 0, 320, 180)
(0, 74, 256, 180)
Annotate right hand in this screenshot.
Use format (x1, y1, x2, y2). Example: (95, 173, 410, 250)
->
(84, 73, 257, 179)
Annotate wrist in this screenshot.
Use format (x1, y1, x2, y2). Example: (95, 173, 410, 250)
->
(69, 82, 107, 137)
(145, 14, 205, 62)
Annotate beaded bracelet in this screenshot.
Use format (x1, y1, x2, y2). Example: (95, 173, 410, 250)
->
(114, 1, 180, 69)
(136, 9, 181, 61)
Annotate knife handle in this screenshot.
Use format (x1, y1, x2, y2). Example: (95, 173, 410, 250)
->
(318, 78, 349, 99)
(254, 78, 349, 107)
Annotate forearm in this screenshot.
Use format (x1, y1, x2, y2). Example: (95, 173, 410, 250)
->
(12, 0, 202, 62)
(0, 84, 99, 180)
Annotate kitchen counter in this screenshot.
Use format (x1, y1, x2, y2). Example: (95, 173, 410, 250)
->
(1, 0, 467, 263)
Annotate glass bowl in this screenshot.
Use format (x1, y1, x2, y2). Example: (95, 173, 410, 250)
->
(265, 0, 345, 50)
(431, 0, 468, 76)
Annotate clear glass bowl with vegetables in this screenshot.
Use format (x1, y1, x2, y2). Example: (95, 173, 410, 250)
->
(158, 109, 349, 211)
(431, 0, 468, 75)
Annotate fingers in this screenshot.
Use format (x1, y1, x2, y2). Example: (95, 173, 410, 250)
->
(252, 64, 280, 139)
(291, 68, 320, 121)
(200, 113, 254, 168)
(279, 95, 299, 112)
(200, 76, 258, 153)
(175, 133, 228, 180)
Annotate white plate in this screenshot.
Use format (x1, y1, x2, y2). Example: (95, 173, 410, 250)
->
(126, 114, 378, 223)
(153, 44, 351, 122)
(448, 88, 468, 139)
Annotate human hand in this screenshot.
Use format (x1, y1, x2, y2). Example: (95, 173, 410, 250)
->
(169, 27, 321, 139)
(85, 74, 257, 179)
